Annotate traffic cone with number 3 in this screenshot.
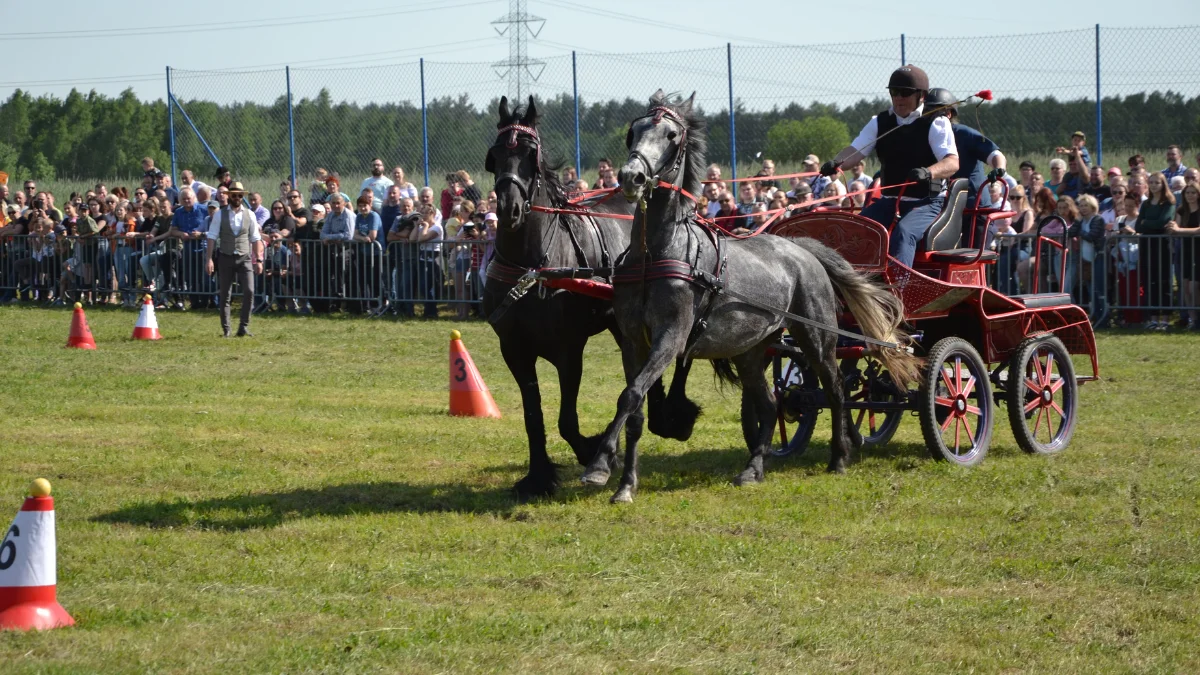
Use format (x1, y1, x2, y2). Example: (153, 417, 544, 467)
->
(449, 330, 501, 418)
(0, 479, 74, 631)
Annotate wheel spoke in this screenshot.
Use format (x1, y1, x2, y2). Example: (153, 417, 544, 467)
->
(1033, 405, 1044, 436)
(962, 413, 977, 448)
(868, 411, 878, 434)
(940, 366, 957, 396)
(855, 408, 866, 427)
(1024, 378, 1041, 395)
(954, 358, 964, 394)
(961, 375, 977, 399)
(964, 403, 982, 415)
(1050, 400, 1065, 418)
(939, 407, 956, 431)
(1049, 377, 1066, 393)
(1043, 352, 1055, 386)
(953, 415, 962, 451)
(1023, 396, 1041, 414)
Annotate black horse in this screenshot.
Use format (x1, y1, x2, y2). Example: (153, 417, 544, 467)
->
(483, 96, 699, 499)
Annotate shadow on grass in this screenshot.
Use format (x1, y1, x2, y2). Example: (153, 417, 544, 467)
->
(94, 480, 520, 531)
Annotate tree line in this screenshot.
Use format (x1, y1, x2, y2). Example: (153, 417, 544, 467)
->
(1, 86, 1197, 183)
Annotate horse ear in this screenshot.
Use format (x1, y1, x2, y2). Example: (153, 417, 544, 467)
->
(651, 88, 665, 105)
(625, 126, 634, 149)
(523, 95, 539, 126)
(497, 96, 511, 128)
(682, 92, 696, 114)
(485, 147, 496, 175)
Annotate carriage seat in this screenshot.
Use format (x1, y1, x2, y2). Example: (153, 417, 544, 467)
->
(1009, 293, 1072, 309)
(923, 178, 971, 252)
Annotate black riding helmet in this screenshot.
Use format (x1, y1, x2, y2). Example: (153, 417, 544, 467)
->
(925, 87, 958, 117)
(888, 65, 930, 92)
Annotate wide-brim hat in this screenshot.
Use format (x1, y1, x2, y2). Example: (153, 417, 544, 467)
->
(227, 181, 247, 195)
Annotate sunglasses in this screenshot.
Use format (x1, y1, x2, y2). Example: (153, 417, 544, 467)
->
(889, 87, 918, 97)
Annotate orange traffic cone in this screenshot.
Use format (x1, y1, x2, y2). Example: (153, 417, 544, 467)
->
(131, 295, 162, 340)
(65, 303, 96, 349)
(449, 330, 501, 418)
(0, 479, 74, 631)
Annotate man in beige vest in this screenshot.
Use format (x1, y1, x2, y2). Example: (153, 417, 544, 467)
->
(206, 181, 263, 337)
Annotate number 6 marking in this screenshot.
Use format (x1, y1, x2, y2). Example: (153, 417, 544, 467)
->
(0, 525, 19, 571)
(454, 357, 468, 383)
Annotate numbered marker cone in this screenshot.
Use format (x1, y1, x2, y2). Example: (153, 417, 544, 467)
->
(448, 330, 501, 419)
(65, 302, 96, 349)
(131, 295, 162, 340)
(0, 480, 74, 631)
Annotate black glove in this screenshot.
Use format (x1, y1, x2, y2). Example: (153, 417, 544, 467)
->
(907, 167, 932, 184)
(820, 160, 840, 177)
(987, 167, 1007, 182)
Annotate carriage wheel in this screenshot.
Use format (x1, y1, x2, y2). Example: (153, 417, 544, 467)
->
(845, 357, 904, 449)
(918, 338, 994, 466)
(1006, 336, 1077, 455)
(771, 355, 819, 458)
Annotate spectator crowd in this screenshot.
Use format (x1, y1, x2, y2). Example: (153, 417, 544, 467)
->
(2, 140, 1199, 329)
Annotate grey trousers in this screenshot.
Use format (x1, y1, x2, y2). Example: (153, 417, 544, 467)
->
(217, 253, 254, 333)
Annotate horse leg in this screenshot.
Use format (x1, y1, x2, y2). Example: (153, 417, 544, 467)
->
(610, 343, 650, 504)
(581, 334, 679, 500)
(500, 341, 557, 498)
(813, 343, 851, 474)
(648, 357, 702, 441)
(732, 347, 776, 486)
(554, 342, 596, 466)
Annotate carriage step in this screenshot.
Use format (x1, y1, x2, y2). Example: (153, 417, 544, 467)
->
(1009, 293, 1072, 309)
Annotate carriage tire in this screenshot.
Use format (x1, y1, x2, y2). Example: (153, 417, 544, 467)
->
(1006, 336, 1077, 455)
(771, 355, 818, 458)
(918, 337, 994, 467)
(845, 357, 904, 449)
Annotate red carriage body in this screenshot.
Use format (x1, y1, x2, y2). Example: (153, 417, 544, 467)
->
(767, 179, 1099, 464)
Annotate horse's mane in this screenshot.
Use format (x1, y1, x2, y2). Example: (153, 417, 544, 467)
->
(501, 102, 570, 208)
(647, 91, 707, 198)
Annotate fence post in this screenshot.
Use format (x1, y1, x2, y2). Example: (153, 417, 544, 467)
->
(901, 33, 906, 65)
(286, 66, 297, 186)
(727, 43, 737, 180)
(1095, 24, 1102, 166)
(420, 57, 430, 188)
(166, 66, 176, 186)
(573, 51, 581, 179)
(170, 95, 222, 167)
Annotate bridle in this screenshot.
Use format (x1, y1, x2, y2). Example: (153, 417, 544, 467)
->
(492, 122, 543, 217)
(626, 106, 689, 189)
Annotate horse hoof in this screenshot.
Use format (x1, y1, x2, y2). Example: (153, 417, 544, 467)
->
(733, 469, 763, 486)
(826, 462, 847, 475)
(610, 487, 635, 504)
(514, 472, 558, 500)
(580, 470, 611, 486)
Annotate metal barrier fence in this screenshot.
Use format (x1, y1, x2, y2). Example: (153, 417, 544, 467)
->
(4, 230, 1199, 328)
(165, 26, 1200, 187)
(0, 235, 494, 316)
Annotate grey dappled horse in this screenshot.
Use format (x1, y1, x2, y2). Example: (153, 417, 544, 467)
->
(482, 96, 700, 499)
(580, 91, 921, 503)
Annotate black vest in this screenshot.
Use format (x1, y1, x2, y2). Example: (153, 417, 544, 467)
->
(875, 109, 941, 198)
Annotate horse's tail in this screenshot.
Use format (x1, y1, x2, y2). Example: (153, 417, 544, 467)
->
(711, 358, 740, 389)
(793, 238, 921, 388)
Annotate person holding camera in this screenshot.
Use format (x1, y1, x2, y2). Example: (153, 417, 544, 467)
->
(205, 182, 263, 337)
(453, 208, 486, 319)
(387, 207, 421, 316)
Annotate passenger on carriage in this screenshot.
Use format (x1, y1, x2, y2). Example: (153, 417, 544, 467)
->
(926, 87, 1013, 249)
(819, 65, 959, 267)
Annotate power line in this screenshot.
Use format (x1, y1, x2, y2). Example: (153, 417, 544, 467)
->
(0, 0, 496, 42)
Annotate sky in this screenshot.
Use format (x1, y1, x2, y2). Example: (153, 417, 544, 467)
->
(3, 1, 1199, 105)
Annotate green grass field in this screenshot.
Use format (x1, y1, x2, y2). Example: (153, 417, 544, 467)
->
(0, 305, 1198, 673)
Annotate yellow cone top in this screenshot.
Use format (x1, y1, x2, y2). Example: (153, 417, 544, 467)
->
(73, 302, 82, 310)
(450, 329, 462, 340)
(30, 478, 51, 497)
(144, 294, 153, 302)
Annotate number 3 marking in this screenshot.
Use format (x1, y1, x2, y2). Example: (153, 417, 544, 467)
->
(0, 525, 19, 571)
(454, 357, 468, 383)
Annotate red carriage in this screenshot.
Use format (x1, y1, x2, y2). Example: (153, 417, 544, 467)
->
(767, 178, 1099, 465)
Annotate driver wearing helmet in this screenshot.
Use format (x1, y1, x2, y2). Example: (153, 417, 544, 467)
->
(821, 65, 958, 267)
(925, 87, 1012, 249)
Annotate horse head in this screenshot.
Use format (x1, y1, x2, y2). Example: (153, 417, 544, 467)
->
(486, 95, 542, 230)
(618, 90, 702, 204)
